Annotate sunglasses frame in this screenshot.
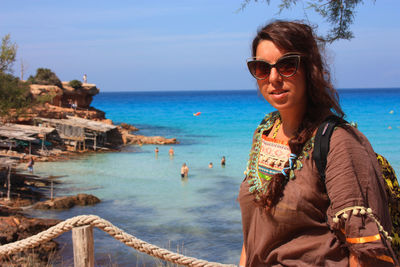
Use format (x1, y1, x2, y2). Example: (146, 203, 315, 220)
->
(246, 54, 303, 80)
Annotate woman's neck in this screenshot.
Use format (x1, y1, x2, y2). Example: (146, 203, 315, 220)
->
(278, 109, 305, 139)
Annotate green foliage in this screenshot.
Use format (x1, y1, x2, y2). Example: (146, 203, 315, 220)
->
(0, 34, 17, 73)
(28, 68, 62, 88)
(239, 0, 371, 42)
(35, 94, 55, 106)
(307, 0, 365, 41)
(27, 75, 35, 84)
(69, 79, 82, 89)
(0, 72, 32, 119)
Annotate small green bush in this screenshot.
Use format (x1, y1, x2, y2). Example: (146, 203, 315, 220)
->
(69, 79, 82, 89)
(0, 72, 32, 118)
(29, 68, 62, 88)
(27, 75, 35, 84)
(35, 93, 55, 106)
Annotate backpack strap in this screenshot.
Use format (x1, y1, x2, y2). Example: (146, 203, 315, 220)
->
(313, 115, 345, 181)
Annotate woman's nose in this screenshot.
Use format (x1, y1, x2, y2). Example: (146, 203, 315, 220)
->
(269, 67, 282, 84)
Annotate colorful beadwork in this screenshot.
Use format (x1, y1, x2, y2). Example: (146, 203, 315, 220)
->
(245, 111, 315, 197)
(257, 136, 290, 178)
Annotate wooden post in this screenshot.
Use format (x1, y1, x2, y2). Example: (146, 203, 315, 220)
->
(72, 225, 94, 267)
(41, 135, 45, 151)
(6, 166, 11, 200)
(44, 134, 47, 153)
(94, 133, 97, 151)
(50, 181, 54, 201)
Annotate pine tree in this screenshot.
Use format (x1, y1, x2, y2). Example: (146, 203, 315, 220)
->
(239, 0, 368, 42)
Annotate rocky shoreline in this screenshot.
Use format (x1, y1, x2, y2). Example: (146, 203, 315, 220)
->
(0, 83, 179, 265)
(0, 153, 104, 265)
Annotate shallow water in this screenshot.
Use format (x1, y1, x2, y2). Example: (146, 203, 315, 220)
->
(26, 89, 400, 266)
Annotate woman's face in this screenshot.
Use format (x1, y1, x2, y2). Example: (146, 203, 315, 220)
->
(255, 40, 307, 116)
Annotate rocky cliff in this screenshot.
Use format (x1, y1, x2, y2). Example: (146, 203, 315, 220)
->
(30, 82, 100, 109)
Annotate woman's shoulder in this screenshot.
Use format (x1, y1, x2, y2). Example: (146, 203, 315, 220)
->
(328, 124, 377, 169)
(330, 124, 371, 150)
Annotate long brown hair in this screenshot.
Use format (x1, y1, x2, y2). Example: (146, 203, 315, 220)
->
(251, 20, 345, 208)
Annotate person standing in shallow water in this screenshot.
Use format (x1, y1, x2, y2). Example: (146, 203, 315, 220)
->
(27, 156, 34, 173)
(180, 163, 189, 178)
(238, 20, 398, 267)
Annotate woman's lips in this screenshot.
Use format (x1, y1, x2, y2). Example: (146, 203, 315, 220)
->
(270, 90, 289, 95)
(270, 90, 289, 102)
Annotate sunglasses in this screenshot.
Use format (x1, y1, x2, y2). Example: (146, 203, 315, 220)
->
(246, 54, 302, 80)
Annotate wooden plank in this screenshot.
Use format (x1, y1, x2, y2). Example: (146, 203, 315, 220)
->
(72, 225, 94, 267)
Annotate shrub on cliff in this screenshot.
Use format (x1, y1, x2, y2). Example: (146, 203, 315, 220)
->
(27, 68, 62, 88)
(0, 72, 32, 119)
(35, 93, 56, 106)
(69, 79, 82, 89)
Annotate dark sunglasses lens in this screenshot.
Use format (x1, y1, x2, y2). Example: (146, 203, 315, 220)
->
(248, 61, 270, 79)
(276, 56, 299, 77)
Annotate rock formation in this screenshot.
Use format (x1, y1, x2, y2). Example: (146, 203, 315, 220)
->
(61, 82, 99, 108)
(29, 82, 100, 109)
(29, 84, 63, 105)
(124, 134, 177, 145)
(33, 193, 101, 210)
(0, 206, 60, 266)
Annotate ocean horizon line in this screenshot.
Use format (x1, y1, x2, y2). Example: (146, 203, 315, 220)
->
(98, 87, 400, 94)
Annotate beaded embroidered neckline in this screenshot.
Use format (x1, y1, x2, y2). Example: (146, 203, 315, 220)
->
(271, 118, 281, 139)
(244, 111, 315, 196)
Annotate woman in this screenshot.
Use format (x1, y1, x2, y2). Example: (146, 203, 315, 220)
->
(238, 20, 398, 266)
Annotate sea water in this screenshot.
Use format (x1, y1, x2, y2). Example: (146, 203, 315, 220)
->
(27, 89, 400, 266)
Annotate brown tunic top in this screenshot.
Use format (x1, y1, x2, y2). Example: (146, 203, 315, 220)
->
(239, 116, 397, 266)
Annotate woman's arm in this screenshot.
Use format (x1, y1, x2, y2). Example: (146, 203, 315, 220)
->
(325, 127, 397, 266)
(239, 243, 246, 267)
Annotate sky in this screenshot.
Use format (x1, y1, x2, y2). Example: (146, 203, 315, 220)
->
(1, 0, 399, 92)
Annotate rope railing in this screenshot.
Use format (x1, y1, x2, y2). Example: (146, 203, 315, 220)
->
(0, 214, 237, 267)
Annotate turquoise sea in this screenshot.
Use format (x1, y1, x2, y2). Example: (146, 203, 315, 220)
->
(27, 89, 400, 266)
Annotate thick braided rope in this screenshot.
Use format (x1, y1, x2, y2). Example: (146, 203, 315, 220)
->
(0, 215, 236, 267)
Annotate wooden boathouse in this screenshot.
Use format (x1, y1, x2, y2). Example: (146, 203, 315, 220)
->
(34, 116, 118, 151)
(0, 124, 57, 154)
